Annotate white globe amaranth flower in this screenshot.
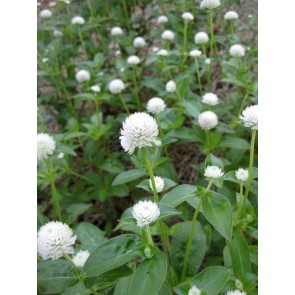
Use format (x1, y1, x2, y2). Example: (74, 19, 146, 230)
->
(182, 12, 194, 22)
(202, 93, 219, 105)
(147, 97, 166, 114)
(205, 58, 211, 65)
(120, 112, 159, 154)
(133, 37, 146, 48)
(198, 111, 218, 130)
(90, 84, 101, 92)
(188, 285, 201, 295)
(204, 165, 224, 179)
(57, 152, 64, 159)
(37, 221, 76, 260)
(225, 290, 247, 295)
(157, 15, 168, 24)
(72, 250, 90, 268)
(40, 9, 52, 19)
(194, 32, 209, 44)
(111, 26, 123, 36)
(235, 168, 249, 182)
(190, 50, 202, 58)
(127, 55, 140, 65)
(149, 176, 165, 193)
(224, 11, 239, 21)
(75, 69, 90, 83)
(71, 16, 85, 25)
(60, 0, 71, 3)
(229, 44, 246, 57)
(132, 200, 160, 227)
(53, 30, 63, 38)
(109, 79, 125, 94)
(157, 49, 169, 56)
(166, 80, 176, 93)
(115, 50, 121, 56)
(200, 0, 221, 9)
(37, 133, 56, 161)
(152, 47, 159, 52)
(161, 30, 175, 41)
(154, 140, 162, 147)
(240, 105, 258, 129)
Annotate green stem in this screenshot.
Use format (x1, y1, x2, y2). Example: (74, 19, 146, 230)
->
(183, 21, 188, 60)
(230, 22, 235, 39)
(205, 130, 211, 153)
(77, 26, 88, 59)
(237, 182, 244, 219)
(176, 89, 183, 113)
(202, 44, 206, 56)
(64, 254, 81, 280)
(87, 0, 95, 18)
(132, 69, 140, 110)
(90, 288, 99, 295)
(238, 92, 249, 117)
(145, 224, 153, 246)
(118, 93, 130, 114)
(195, 59, 203, 96)
(208, 10, 214, 91)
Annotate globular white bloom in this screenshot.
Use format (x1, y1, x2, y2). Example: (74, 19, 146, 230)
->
(72, 250, 90, 268)
(236, 168, 249, 182)
(71, 16, 85, 25)
(57, 152, 64, 159)
(109, 79, 125, 94)
(240, 105, 258, 129)
(133, 37, 146, 48)
(202, 93, 219, 105)
(37, 133, 56, 161)
(225, 290, 247, 295)
(40, 9, 52, 19)
(120, 67, 125, 72)
(37, 221, 76, 260)
(235, 279, 244, 290)
(194, 32, 209, 44)
(149, 176, 165, 193)
(204, 166, 224, 179)
(200, 0, 221, 9)
(198, 111, 218, 130)
(205, 58, 211, 64)
(49, 2, 56, 7)
(229, 44, 245, 57)
(75, 69, 90, 83)
(111, 26, 123, 36)
(190, 50, 202, 58)
(53, 30, 63, 38)
(166, 80, 176, 93)
(115, 50, 121, 56)
(157, 15, 168, 24)
(127, 55, 140, 65)
(147, 97, 166, 114)
(132, 200, 160, 227)
(157, 49, 169, 56)
(161, 30, 175, 41)
(120, 112, 159, 154)
(62, 0, 71, 4)
(152, 47, 159, 52)
(224, 11, 239, 21)
(154, 140, 162, 146)
(182, 12, 194, 21)
(188, 285, 201, 295)
(90, 85, 101, 92)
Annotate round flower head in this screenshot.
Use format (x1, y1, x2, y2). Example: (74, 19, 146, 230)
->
(157, 49, 169, 56)
(236, 168, 249, 182)
(161, 30, 175, 41)
(133, 37, 146, 48)
(90, 85, 101, 92)
(53, 30, 63, 38)
(57, 152, 64, 159)
(132, 200, 160, 227)
(198, 111, 218, 130)
(75, 69, 90, 83)
(157, 15, 168, 24)
(152, 47, 159, 52)
(71, 16, 85, 25)
(200, 0, 221, 9)
(205, 58, 211, 65)
(61, 0, 71, 3)
(109, 79, 125, 94)
(37, 133, 56, 161)
(204, 165, 224, 179)
(111, 26, 123, 36)
(120, 112, 159, 154)
(166, 80, 176, 93)
(72, 250, 90, 268)
(127, 55, 140, 65)
(224, 11, 239, 21)
(115, 50, 121, 56)
(149, 176, 165, 193)
(182, 12, 194, 22)
(37, 221, 76, 260)
(188, 285, 201, 295)
(225, 290, 247, 295)
(194, 32, 209, 44)
(147, 97, 166, 114)
(202, 92, 219, 105)
(190, 50, 202, 58)
(229, 44, 245, 57)
(240, 105, 258, 129)
(40, 9, 52, 19)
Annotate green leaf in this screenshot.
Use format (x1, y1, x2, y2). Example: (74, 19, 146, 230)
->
(82, 234, 140, 277)
(136, 178, 177, 193)
(64, 203, 92, 225)
(38, 260, 78, 294)
(219, 138, 250, 150)
(226, 228, 251, 276)
(76, 222, 107, 252)
(183, 100, 202, 118)
(201, 191, 233, 240)
(205, 154, 224, 169)
(61, 282, 90, 295)
(171, 221, 207, 277)
(130, 252, 167, 295)
(174, 266, 231, 295)
(112, 169, 146, 186)
(114, 275, 134, 295)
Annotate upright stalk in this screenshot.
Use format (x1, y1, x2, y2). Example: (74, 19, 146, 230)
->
(132, 69, 140, 110)
(63, 254, 81, 280)
(183, 21, 188, 62)
(237, 182, 244, 218)
(77, 27, 88, 59)
(176, 89, 183, 113)
(145, 224, 153, 246)
(118, 93, 130, 114)
(208, 10, 214, 91)
(194, 58, 203, 96)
